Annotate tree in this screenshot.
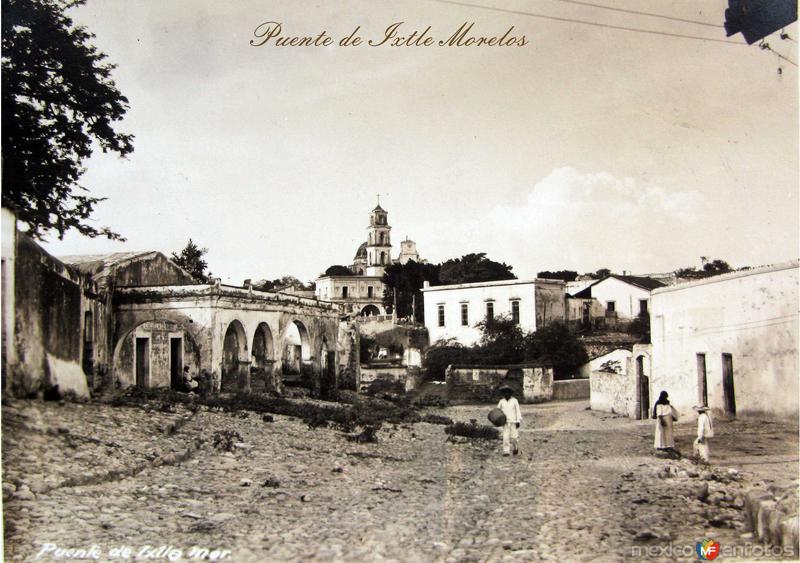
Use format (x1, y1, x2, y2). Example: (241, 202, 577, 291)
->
(251, 275, 311, 291)
(523, 321, 588, 379)
(381, 260, 440, 322)
(272, 275, 305, 289)
(675, 257, 734, 280)
(438, 253, 516, 285)
(474, 315, 526, 365)
(537, 270, 579, 282)
(171, 239, 211, 282)
(2, 0, 134, 240)
(590, 268, 612, 279)
(423, 337, 473, 381)
(324, 265, 353, 276)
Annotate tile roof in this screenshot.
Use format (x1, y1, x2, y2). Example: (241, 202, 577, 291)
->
(571, 274, 666, 298)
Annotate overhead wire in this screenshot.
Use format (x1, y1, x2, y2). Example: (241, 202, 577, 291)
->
(430, 0, 746, 45)
(759, 41, 798, 67)
(549, 0, 720, 29)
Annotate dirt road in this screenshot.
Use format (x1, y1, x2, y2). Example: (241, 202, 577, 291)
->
(3, 398, 797, 561)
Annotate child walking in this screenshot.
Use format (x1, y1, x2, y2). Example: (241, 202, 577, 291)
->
(693, 405, 714, 462)
(497, 385, 522, 456)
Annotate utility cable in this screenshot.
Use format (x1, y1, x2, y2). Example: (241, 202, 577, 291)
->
(550, 0, 720, 28)
(430, 0, 746, 45)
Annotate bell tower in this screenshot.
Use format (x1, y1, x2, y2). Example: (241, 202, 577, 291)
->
(365, 198, 392, 277)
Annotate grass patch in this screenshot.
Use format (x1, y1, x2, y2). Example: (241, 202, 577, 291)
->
(110, 387, 421, 435)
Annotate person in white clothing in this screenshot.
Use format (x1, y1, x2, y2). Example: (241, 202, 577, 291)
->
(497, 385, 522, 456)
(693, 405, 714, 462)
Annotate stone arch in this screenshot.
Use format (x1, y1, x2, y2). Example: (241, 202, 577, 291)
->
(380, 251, 386, 264)
(113, 319, 201, 390)
(282, 320, 311, 384)
(221, 320, 248, 392)
(251, 322, 275, 393)
(361, 304, 380, 317)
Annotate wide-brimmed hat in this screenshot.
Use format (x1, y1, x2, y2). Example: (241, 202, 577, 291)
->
(498, 384, 514, 392)
(693, 404, 710, 412)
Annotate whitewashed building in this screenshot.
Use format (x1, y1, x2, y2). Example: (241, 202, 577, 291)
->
(573, 275, 665, 321)
(649, 262, 798, 420)
(315, 204, 424, 317)
(421, 278, 566, 346)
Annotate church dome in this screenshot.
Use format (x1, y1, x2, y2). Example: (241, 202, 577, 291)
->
(353, 242, 367, 260)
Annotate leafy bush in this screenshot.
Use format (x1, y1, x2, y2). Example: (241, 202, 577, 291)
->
(346, 423, 381, 443)
(599, 360, 622, 374)
(360, 335, 377, 363)
(423, 338, 474, 381)
(524, 321, 588, 379)
(421, 413, 454, 425)
(628, 315, 651, 342)
(412, 394, 449, 408)
(212, 429, 242, 452)
(444, 421, 499, 440)
(473, 315, 525, 365)
(364, 378, 405, 398)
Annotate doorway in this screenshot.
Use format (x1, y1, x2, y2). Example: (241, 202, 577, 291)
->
(722, 353, 736, 416)
(135, 337, 150, 388)
(170, 337, 183, 390)
(637, 356, 650, 419)
(696, 353, 708, 406)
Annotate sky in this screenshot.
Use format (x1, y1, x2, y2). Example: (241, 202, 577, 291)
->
(36, 0, 798, 284)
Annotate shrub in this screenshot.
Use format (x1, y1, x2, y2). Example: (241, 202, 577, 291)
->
(360, 335, 377, 363)
(473, 315, 525, 365)
(364, 378, 405, 398)
(412, 394, 449, 408)
(421, 413, 453, 425)
(524, 321, 588, 379)
(423, 338, 473, 381)
(444, 421, 499, 440)
(346, 423, 381, 443)
(212, 429, 242, 451)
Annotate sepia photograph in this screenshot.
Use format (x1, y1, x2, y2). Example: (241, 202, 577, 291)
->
(1, 0, 798, 560)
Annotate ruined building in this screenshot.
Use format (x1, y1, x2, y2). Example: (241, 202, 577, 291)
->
(1, 208, 352, 399)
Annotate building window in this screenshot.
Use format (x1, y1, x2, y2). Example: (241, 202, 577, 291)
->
(606, 301, 616, 313)
(461, 303, 469, 326)
(367, 286, 373, 298)
(342, 286, 348, 299)
(486, 301, 494, 320)
(438, 304, 445, 327)
(511, 300, 520, 324)
(380, 251, 386, 264)
(379, 232, 384, 244)
(639, 299, 648, 316)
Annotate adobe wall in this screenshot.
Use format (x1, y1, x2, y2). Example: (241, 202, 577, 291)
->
(446, 364, 554, 403)
(552, 379, 590, 400)
(8, 235, 100, 398)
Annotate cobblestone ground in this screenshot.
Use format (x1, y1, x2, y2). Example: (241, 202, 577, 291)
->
(2, 398, 798, 562)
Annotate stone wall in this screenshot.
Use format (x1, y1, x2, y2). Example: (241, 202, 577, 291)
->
(6, 234, 100, 398)
(446, 364, 553, 403)
(359, 365, 421, 393)
(744, 485, 799, 554)
(552, 379, 590, 400)
(590, 369, 636, 417)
